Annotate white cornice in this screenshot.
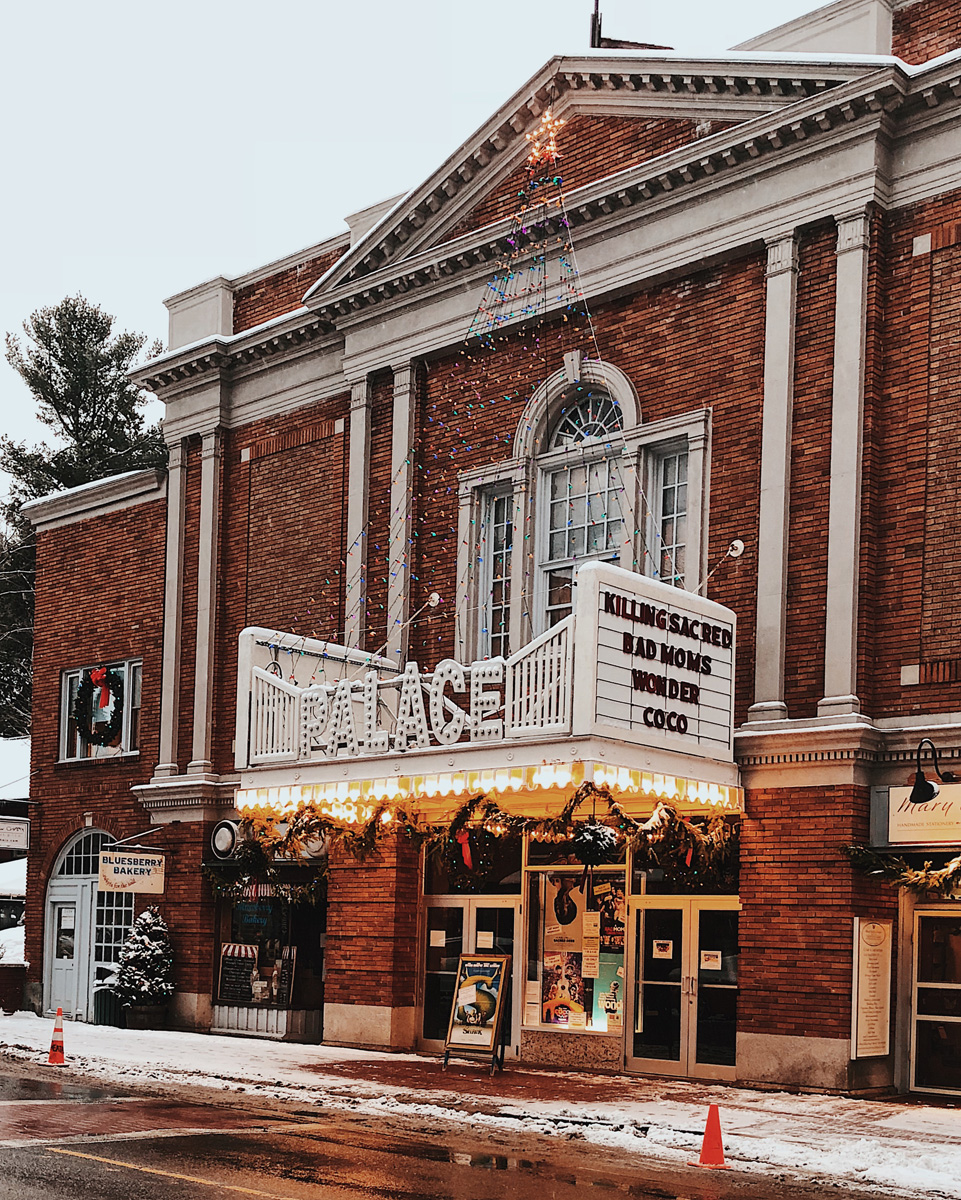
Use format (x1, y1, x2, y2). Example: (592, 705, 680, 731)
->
(22, 469, 166, 532)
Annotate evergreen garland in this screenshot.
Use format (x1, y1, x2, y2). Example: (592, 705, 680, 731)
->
(234, 781, 738, 889)
(845, 844, 961, 897)
(73, 668, 124, 747)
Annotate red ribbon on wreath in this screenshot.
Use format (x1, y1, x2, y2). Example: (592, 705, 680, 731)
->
(455, 829, 473, 869)
(89, 667, 111, 710)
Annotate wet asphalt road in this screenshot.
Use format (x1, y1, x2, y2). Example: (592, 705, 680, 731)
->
(0, 1063, 889, 1200)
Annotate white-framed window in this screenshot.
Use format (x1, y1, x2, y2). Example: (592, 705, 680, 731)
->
(536, 386, 628, 627)
(60, 660, 142, 761)
(456, 354, 710, 652)
(479, 489, 513, 658)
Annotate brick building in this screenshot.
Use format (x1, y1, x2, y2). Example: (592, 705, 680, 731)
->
(23, 0, 961, 1095)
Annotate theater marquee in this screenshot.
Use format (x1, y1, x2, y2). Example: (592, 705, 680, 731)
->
(573, 562, 736, 761)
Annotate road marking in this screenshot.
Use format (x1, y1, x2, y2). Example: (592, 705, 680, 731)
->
(48, 1147, 299, 1197)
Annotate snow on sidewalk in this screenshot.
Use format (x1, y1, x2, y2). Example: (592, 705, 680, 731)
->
(1, 1011, 960, 1199)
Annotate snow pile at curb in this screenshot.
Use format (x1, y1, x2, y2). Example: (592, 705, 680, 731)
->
(1, 1012, 959, 1199)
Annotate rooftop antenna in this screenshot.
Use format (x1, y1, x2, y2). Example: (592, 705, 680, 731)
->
(590, 0, 602, 48)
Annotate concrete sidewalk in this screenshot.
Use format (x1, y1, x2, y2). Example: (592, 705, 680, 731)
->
(1, 1012, 959, 1198)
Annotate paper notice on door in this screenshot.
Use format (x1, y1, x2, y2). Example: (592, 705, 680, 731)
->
(652, 940, 673, 960)
(457, 984, 477, 1006)
(569, 1012, 588, 1029)
(525, 980, 540, 1003)
(429, 928, 446, 947)
(476, 930, 494, 949)
(583, 912, 600, 936)
(616, 965, 625, 978)
(582, 940, 600, 978)
(700, 950, 722, 971)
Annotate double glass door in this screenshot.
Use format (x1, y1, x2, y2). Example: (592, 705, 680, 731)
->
(421, 897, 519, 1054)
(912, 910, 961, 1094)
(626, 897, 739, 1080)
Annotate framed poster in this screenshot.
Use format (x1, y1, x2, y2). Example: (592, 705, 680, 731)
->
(444, 954, 512, 1069)
(852, 918, 893, 1058)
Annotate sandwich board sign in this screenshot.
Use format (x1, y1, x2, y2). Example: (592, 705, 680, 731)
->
(444, 953, 512, 1075)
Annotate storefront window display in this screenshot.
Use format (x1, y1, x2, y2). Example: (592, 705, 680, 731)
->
(216, 887, 326, 1011)
(525, 862, 627, 1034)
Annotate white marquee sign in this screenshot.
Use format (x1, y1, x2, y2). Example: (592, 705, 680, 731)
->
(574, 562, 736, 760)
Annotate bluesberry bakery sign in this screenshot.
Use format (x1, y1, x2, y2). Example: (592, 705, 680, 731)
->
(573, 562, 736, 761)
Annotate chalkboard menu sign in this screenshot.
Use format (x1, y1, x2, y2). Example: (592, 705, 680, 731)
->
(275, 946, 296, 1008)
(218, 942, 257, 1003)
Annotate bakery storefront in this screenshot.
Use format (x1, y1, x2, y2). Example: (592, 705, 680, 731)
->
(235, 561, 742, 1076)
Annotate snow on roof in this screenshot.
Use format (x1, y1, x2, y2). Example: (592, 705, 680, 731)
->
(0, 739, 29, 801)
(0, 857, 26, 898)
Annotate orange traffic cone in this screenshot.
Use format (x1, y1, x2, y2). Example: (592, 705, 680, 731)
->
(688, 1103, 731, 1169)
(48, 1007, 65, 1065)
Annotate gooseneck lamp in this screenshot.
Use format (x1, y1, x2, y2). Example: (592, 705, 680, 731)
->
(907, 737, 958, 804)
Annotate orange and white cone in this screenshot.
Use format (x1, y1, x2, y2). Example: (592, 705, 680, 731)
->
(48, 1007, 65, 1066)
(688, 1103, 731, 1169)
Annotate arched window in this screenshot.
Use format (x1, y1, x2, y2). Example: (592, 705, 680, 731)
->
(540, 384, 627, 626)
(456, 353, 709, 656)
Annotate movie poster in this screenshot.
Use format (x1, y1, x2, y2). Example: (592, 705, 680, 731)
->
(446, 955, 511, 1053)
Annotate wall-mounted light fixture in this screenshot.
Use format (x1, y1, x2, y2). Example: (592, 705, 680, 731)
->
(907, 737, 958, 804)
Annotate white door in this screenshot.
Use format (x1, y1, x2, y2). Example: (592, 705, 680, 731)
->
(626, 896, 739, 1080)
(420, 896, 521, 1056)
(46, 881, 95, 1019)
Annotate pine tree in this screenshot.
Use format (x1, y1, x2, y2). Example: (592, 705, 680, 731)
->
(109, 907, 175, 1007)
(0, 295, 167, 736)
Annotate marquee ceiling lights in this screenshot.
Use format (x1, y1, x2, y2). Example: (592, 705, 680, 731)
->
(235, 762, 742, 825)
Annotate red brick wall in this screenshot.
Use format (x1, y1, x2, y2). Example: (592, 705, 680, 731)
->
(232, 245, 346, 334)
(893, 0, 961, 64)
(26, 499, 168, 990)
(210, 395, 351, 774)
(361, 372, 396, 656)
(783, 223, 836, 718)
(324, 834, 420, 1011)
(867, 191, 961, 717)
(408, 252, 766, 724)
(739, 785, 897, 1040)
(448, 115, 737, 238)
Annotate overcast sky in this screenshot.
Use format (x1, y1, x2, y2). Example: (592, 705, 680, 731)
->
(0, 0, 816, 463)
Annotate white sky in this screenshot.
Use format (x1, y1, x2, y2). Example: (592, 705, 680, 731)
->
(0, 0, 815, 460)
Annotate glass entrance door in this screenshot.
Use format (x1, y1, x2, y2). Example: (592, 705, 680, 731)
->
(626, 897, 739, 1080)
(421, 897, 519, 1054)
(912, 910, 961, 1094)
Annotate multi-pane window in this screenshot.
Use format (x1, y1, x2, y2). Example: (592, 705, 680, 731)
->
(57, 831, 115, 876)
(479, 491, 512, 658)
(540, 389, 625, 628)
(60, 660, 142, 761)
(94, 891, 134, 966)
(656, 450, 688, 588)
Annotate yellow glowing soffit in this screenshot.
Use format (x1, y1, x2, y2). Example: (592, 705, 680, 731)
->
(235, 762, 742, 824)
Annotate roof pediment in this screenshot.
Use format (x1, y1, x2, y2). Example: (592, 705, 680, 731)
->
(303, 51, 898, 305)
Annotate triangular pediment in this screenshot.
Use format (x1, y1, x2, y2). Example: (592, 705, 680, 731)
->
(303, 51, 894, 306)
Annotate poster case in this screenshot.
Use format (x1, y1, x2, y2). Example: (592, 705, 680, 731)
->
(443, 954, 512, 1075)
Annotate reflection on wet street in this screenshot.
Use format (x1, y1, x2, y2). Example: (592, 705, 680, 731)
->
(0, 1065, 877, 1200)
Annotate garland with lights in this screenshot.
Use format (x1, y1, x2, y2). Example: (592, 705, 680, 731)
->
(202, 815, 328, 904)
(844, 844, 961, 897)
(236, 783, 738, 892)
(73, 668, 124, 747)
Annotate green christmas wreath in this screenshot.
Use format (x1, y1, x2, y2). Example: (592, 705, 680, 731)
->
(73, 668, 124, 747)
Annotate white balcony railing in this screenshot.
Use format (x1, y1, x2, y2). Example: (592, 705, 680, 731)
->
(237, 618, 574, 769)
(504, 617, 572, 738)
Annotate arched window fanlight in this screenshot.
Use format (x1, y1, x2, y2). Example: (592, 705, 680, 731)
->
(549, 387, 623, 450)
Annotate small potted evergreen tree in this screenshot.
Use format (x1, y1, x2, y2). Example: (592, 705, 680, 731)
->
(108, 907, 175, 1028)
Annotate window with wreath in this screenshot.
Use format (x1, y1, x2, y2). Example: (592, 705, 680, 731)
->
(60, 660, 142, 760)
